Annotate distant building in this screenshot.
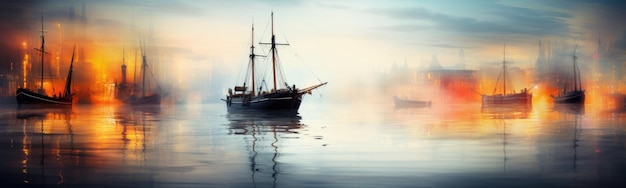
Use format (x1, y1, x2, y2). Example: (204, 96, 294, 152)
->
(416, 55, 479, 103)
(417, 69, 478, 103)
(0, 74, 19, 96)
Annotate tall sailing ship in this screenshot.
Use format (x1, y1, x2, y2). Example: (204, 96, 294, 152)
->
(16, 16, 75, 107)
(224, 12, 327, 112)
(482, 45, 532, 106)
(127, 42, 161, 105)
(551, 43, 585, 104)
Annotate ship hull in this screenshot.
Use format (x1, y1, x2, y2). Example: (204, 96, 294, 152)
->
(16, 88, 72, 107)
(128, 94, 161, 105)
(394, 96, 431, 108)
(482, 92, 532, 106)
(226, 92, 302, 112)
(552, 90, 585, 104)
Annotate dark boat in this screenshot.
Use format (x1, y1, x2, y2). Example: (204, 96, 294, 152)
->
(393, 96, 431, 108)
(127, 42, 161, 105)
(551, 43, 585, 104)
(552, 90, 584, 104)
(482, 90, 531, 105)
(224, 12, 327, 112)
(16, 16, 75, 107)
(482, 45, 532, 106)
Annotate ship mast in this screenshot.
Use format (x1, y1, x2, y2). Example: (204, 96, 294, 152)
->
(140, 42, 146, 97)
(39, 15, 45, 94)
(122, 47, 127, 85)
(503, 44, 507, 95)
(250, 24, 256, 96)
(577, 56, 581, 91)
(573, 42, 580, 91)
(133, 49, 137, 95)
(260, 12, 289, 92)
(271, 12, 277, 91)
(573, 52, 577, 91)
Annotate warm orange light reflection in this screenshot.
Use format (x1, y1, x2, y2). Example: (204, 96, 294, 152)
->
(24, 107, 149, 167)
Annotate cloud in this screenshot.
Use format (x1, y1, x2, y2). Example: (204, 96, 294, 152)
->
(409, 41, 473, 49)
(314, 1, 352, 10)
(369, 3, 571, 38)
(539, 0, 626, 10)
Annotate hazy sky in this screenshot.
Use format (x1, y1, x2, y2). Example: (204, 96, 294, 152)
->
(1, 0, 625, 94)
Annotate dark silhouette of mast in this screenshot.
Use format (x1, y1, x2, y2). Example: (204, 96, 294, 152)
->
(567, 42, 580, 92)
(502, 44, 506, 95)
(271, 12, 277, 91)
(493, 45, 507, 95)
(134, 49, 137, 95)
(248, 24, 266, 96)
(141, 44, 146, 98)
(260, 12, 288, 92)
(121, 48, 127, 85)
(251, 25, 256, 96)
(38, 15, 45, 94)
(573, 43, 581, 91)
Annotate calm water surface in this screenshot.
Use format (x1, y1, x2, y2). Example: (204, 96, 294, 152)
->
(1, 101, 626, 187)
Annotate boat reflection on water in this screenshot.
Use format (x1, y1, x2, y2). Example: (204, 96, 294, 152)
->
(13, 107, 73, 186)
(226, 111, 304, 187)
(481, 103, 531, 119)
(5, 104, 162, 187)
(113, 104, 157, 185)
(480, 103, 530, 172)
(127, 104, 162, 115)
(553, 103, 585, 115)
(569, 112, 582, 172)
(15, 106, 73, 120)
(492, 118, 510, 172)
(553, 104, 584, 174)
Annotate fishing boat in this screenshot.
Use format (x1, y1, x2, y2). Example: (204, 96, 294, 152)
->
(127, 42, 161, 105)
(393, 96, 431, 108)
(224, 12, 327, 112)
(16, 16, 75, 107)
(482, 45, 532, 106)
(551, 43, 584, 104)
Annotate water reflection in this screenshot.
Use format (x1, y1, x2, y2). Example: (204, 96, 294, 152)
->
(15, 106, 72, 120)
(553, 103, 585, 115)
(226, 111, 304, 188)
(481, 103, 532, 119)
(499, 119, 509, 172)
(479, 104, 526, 173)
(113, 105, 162, 186)
(13, 107, 73, 186)
(571, 113, 581, 173)
(552, 104, 584, 180)
(2, 102, 626, 187)
(0, 104, 167, 187)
